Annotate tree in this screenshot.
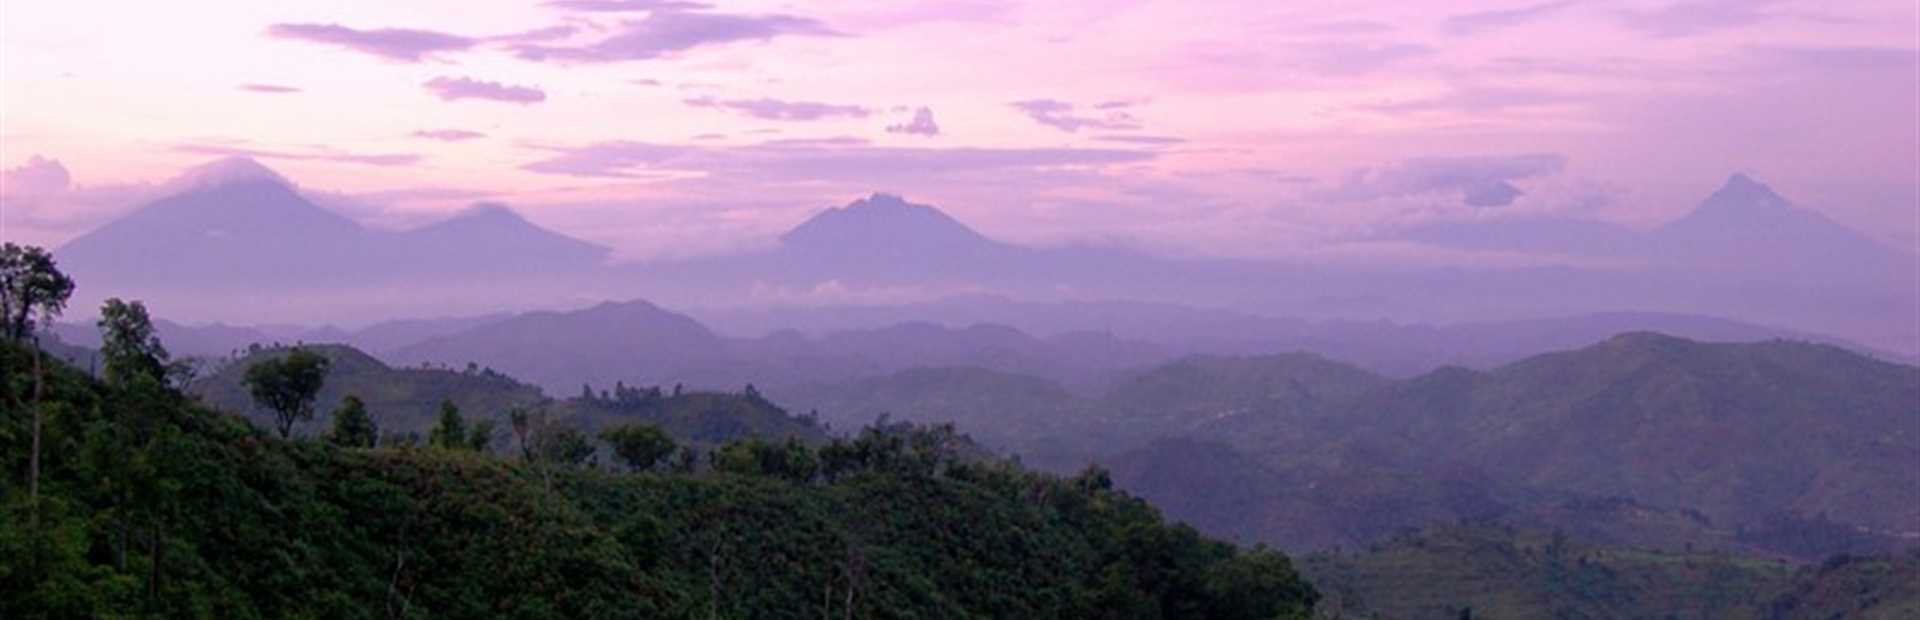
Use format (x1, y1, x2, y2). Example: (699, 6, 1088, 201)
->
(532, 425, 595, 467)
(327, 395, 378, 448)
(97, 298, 170, 386)
(712, 437, 817, 483)
(243, 348, 331, 439)
(598, 423, 677, 472)
(510, 408, 535, 460)
(0, 242, 76, 341)
(1, 244, 73, 543)
(428, 400, 467, 450)
(466, 419, 497, 452)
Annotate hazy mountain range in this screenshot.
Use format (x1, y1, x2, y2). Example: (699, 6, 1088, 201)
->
(56, 158, 609, 290)
(32, 157, 1917, 355)
(778, 331, 1919, 560)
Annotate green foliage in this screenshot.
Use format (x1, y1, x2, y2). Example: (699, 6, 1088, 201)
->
(711, 436, 818, 482)
(0, 339, 1319, 619)
(466, 418, 497, 452)
(598, 423, 676, 472)
(97, 298, 171, 387)
(427, 399, 467, 450)
(242, 347, 331, 439)
(327, 395, 378, 448)
(532, 424, 595, 467)
(0, 242, 76, 341)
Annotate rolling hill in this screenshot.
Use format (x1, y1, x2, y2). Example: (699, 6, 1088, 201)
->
(192, 343, 548, 437)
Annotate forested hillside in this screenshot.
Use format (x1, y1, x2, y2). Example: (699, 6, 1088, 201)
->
(0, 339, 1319, 618)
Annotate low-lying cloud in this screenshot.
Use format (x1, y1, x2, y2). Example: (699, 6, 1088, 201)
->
(1318, 153, 1568, 208)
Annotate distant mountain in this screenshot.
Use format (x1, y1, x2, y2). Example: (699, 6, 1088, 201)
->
(394, 300, 732, 394)
(59, 159, 368, 286)
(392, 297, 1175, 396)
(1652, 173, 1907, 282)
(697, 296, 1902, 376)
(56, 157, 608, 290)
(1388, 173, 1911, 285)
(340, 313, 513, 355)
(47, 165, 1915, 352)
(387, 203, 609, 276)
(779, 193, 1007, 259)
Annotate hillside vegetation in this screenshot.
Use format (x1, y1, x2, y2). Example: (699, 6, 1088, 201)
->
(0, 339, 1319, 618)
(1303, 525, 1920, 620)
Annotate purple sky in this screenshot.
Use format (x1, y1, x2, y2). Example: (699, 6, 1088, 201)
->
(2, 0, 1915, 261)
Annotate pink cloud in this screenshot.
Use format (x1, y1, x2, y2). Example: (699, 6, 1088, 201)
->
(514, 10, 839, 62)
(886, 107, 940, 136)
(266, 23, 476, 62)
(173, 144, 422, 167)
(1444, 1, 1580, 36)
(520, 140, 1156, 179)
(0, 156, 72, 196)
(412, 129, 487, 141)
(238, 83, 301, 94)
(543, 0, 711, 12)
(1009, 99, 1142, 133)
(684, 96, 869, 120)
(423, 77, 547, 104)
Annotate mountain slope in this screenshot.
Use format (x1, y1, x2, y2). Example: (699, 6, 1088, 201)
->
(1331, 333, 1920, 534)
